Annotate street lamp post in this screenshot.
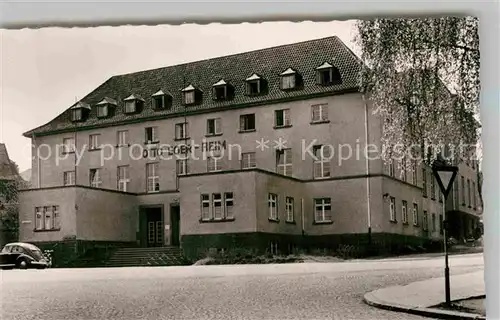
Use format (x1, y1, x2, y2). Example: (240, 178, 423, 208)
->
(432, 159, 459, 307)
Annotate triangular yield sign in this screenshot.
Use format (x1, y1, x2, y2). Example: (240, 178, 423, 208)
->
(437, 171, 454, 193)
(433, 165, 458, 199)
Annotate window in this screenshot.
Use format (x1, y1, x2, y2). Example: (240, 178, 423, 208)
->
(461, 176, 465, 205)
(285, 197, 294, 222)
(268, 193, 278, 220)
(63, 171, 75, 186)
(201, 194, 210, 221)
(213, 193, 223, 219)
(176, 159, 188, 176)
(224, 192, 234, 219)
(145, 127, 158, 143)
(389, 160, 395, 177)
(35, 207, 43, 230)
(89, 169, 102, 188)
(246, 73, 264, 95)
(212, 80, 234, 101)
(117, 130, 128, 147)
(152, 91, 171, 109)
(97, 104, 108, 118)
(400, 158, 407, 182)
(207, 156, 221, 172)
(53, 206, 60, 230)
(71, 108, 82, 121)
(239, 114, 256, 132)
(275, 109, 291, 128)
(241, 152, 256, 169)
(412, 203, 419, 226)
(125, 100, 136, 113)
(89, 134, 100, 150)
(175, 122, 188, 140)
(281, 75, 295, 89)
(412, 160, 418, 184)
(276, 148, 292, 176)
(431, 177, 436, 199)
(423, 211, 428, 231)
(117, 166, 129, 192)
(184, 91, 195, 105)
(314, 198, 332, 223)
(213, 85, 227, 100)
(44, 206, 53, 230)
(472, 181, 476, 208)
(311, 104, 328, 123)
(402, 201, 408, 224)
(389, 197, 396, 222)
(422, 168, 428, 197)
(146, 163, 159, 193)
(316, 62, 342, 85)
(432, 213, 436, 232)
(313, 145, 331, 179)
(63, 137, 75, 153)
(467, 179, 471, 207)
(206, 118, 222, 136)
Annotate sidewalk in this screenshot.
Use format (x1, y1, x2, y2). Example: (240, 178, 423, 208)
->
(364, 271, 485, 319)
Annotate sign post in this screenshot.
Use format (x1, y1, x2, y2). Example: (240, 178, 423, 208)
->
(432, 159, 459, 307)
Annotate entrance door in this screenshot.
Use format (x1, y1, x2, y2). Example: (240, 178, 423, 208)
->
(146, 207, 163, 247)
(170, 205, 180, 246)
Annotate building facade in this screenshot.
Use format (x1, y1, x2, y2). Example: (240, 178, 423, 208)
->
(18, 36, 482, 259)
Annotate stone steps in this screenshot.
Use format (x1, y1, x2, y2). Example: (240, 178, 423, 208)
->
(105, 246, 191, 267)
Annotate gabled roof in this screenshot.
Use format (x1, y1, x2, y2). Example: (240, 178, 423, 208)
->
(70, 101, 91, 110)
(280, 68, 297, 76)
(181, 84, 197, 92)
(124, 94, 144, 101)
(245, 73, 262, 81)
(97, 97, 118, 105)
(213, 79, 228, 86)
(24, 36, 363, 137)
(152, 90, 167, 97)
(0, 143, 19, 181)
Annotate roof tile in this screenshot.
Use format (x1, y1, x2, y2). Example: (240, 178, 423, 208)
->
(24, 36, 362, 137)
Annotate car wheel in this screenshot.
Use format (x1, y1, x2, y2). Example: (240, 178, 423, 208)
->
(17, 258, 29, 270)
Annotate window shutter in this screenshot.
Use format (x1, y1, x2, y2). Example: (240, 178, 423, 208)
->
(316, 71, 322, 84)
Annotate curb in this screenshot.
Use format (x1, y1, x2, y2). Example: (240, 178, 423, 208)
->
(363, 292, 486, 320)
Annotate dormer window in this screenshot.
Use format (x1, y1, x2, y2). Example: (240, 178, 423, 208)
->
(246, 73, 267, 96)
(72, 108, 82, 121)
(316, 62, 342, 86)
(181, 84, 202, 106)
(280, 68, 303, 90)
(70, 101, 91, 122)
(151, 90, 172, 110)
(212, 79, 235, 101)
(123, 94, 144, 114)
(96, 97, 117, 118)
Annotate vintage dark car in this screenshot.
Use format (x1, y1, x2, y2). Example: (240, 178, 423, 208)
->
(0, 242, 49, 270)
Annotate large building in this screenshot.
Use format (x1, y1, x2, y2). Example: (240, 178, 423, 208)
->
(18, 36, 482, 260)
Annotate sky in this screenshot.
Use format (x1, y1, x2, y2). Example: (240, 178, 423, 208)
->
(0, 20, 359, 172)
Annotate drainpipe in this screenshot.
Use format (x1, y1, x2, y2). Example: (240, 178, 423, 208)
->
(33, 133, 41, 189)
(301, 198, 305, 247)
(362, 94, 372, 244)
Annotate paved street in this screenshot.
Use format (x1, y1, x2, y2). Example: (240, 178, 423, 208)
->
(1, 253, 483, 320)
